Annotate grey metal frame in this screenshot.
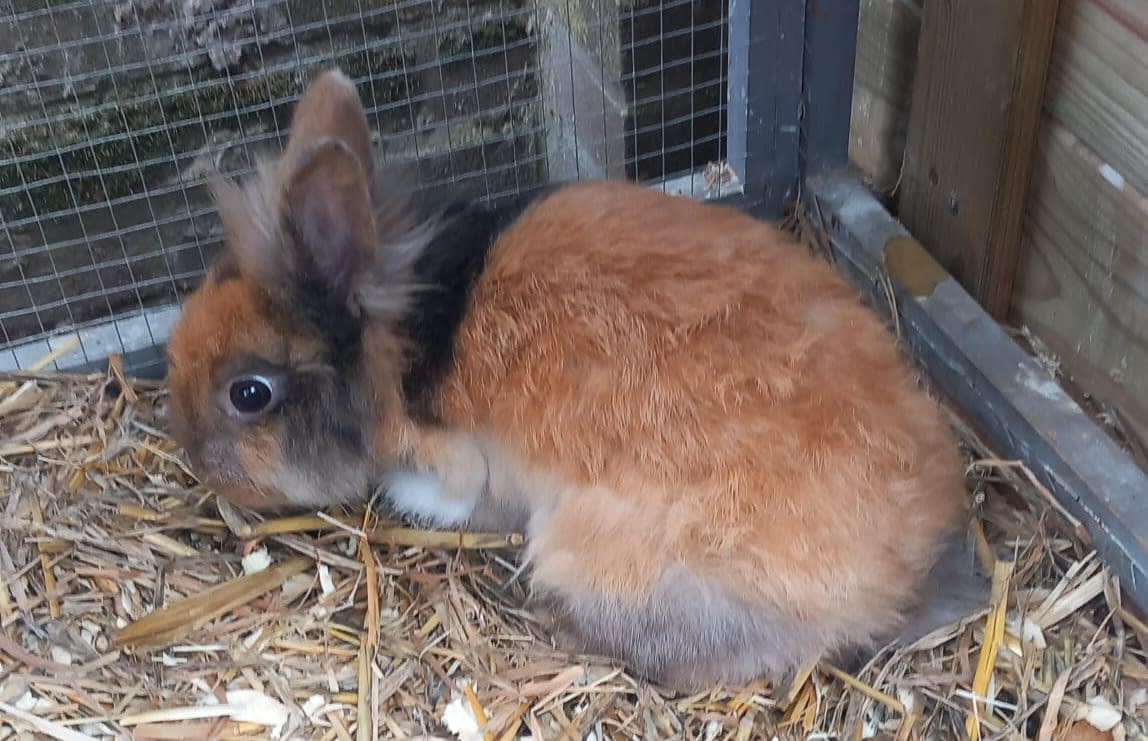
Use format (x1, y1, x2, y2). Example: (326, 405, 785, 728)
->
(726, 0, 860, 216)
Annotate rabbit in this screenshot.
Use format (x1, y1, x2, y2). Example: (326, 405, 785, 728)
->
(165, 68, 988, 692)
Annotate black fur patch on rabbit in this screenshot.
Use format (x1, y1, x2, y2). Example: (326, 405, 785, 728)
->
(399, 186, 558, 419)
(208, 251, 242, 286)
(282, 363, 367, 463)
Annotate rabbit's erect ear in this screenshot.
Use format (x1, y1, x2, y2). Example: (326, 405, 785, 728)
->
(279, 139, 376, 305)
(277, 69, 376, 306)
(282, 69, 374, 183)
(218, 69, 380, 315)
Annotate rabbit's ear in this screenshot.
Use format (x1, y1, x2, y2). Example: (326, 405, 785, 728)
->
(277, 69, 377, 306)
(216, 69, 380, 316)
(279, 138, 376, 307)
(282, 69, 374, 183)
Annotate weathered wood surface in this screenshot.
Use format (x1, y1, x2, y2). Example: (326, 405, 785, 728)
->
(1042, 0, 1148, 196)
(848, 0, 924, 193)
(897, 0, 1060, 316)
(1012, 0, 1148, 446)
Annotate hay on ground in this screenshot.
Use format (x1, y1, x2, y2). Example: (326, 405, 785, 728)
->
(0, 362, 1144, 740)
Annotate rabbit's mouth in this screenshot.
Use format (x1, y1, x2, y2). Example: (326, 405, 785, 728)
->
(175, 435, 291, 513)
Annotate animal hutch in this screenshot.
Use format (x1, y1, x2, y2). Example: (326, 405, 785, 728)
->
(1, 0, 1145, 737)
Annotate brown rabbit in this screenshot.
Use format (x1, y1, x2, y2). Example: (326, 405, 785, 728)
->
(166, 68, 986, 692)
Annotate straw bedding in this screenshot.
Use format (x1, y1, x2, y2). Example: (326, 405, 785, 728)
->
(1, 251, 1146, 741)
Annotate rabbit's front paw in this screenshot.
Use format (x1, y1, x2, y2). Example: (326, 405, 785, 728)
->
(382, 469, 478, 527)
(383, 430, 489, 528)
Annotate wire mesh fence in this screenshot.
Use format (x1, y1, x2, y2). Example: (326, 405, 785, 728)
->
(623, 0, 727, 185)
(0, 0, 731, 374)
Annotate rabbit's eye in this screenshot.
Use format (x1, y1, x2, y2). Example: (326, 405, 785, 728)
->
(229, 376, 275, 415)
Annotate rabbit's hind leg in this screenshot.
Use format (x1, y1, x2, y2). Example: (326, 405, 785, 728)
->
(518, 484, 829, 693)
(527, 563, 821, 694)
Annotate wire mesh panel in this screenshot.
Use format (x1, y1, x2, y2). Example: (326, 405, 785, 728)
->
(0, 0, 734, 375)
(622, 0, 728, 185)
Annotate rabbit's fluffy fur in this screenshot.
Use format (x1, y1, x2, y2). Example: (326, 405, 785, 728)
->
(166, 69, 985, 692)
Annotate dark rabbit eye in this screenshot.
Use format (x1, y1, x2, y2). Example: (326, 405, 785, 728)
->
(228, 376, 275, 415)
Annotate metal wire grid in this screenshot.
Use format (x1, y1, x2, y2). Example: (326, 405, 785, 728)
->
(0, 0, 545, 364)
(623, 0, 728, 184)
(0, 0, 731, 373)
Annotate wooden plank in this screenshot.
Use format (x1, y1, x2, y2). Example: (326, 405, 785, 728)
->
(807, 171, 1148, 613)
(848, 0, 924, 192)
(1010, 0, 1148, 449)
(1093, 0, 1148, 38)
(539, 1, 627, 182)
(1012, 119, 1148, 446)
(1043, 0, 1148, 197)
(898, 0, 1060, 318)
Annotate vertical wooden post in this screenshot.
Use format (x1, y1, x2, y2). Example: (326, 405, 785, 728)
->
(539, 0, 627, 182)
(898, 0, 1061, 319)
